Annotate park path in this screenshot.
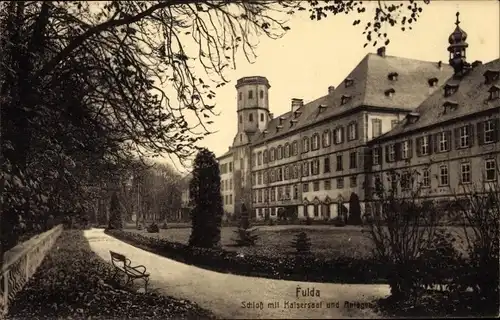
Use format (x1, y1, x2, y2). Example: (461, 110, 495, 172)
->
(84, 228, 390, 319)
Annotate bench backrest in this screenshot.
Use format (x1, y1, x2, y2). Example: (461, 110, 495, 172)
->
(110, 251, 127, 267)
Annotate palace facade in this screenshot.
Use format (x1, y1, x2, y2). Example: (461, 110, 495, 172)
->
(214, 13, 499, 221)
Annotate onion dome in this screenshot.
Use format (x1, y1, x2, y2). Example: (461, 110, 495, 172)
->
(448, 12, 468, 45)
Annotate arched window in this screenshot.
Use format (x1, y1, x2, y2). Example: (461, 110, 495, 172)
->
(260, 113, 264, 122)
(292, 141, 298, 155)
(260, 90, 264, 99)
(311, 134, 320, 150)
(322, 130, 331, 147)
(302, 137, 310, 153)
(249, 113, 253, 122)
(263, 150, 268, 163)
(270, 148, 276, 162)
(277, 145, 283, 160)
(284, 143, 290, 158)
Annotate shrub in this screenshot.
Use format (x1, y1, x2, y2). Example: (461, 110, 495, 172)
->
(147, 222, 159, 233)
(188, 148, 223, 248)
(305, 215, 312, 225)
(268, 218, 275, 226)
(232, 204, 259, 246)
(290, 232, 312, 255)
(347, 193, 362, 225)
(161, 222, 168, 229)
(333, 217, 346, 227)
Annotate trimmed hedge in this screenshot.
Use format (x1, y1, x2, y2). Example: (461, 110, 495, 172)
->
(106, 229, 389, 284)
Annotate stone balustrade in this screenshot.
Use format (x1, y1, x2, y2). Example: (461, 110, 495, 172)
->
(0, 225, 63, 317)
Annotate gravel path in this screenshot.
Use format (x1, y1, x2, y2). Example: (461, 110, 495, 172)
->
(85, 228, 390, 319)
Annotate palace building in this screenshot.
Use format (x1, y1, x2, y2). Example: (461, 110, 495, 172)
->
(215, 13, 499, 221)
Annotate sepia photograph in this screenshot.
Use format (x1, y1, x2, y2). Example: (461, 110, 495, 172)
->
(0, 0, 499, 319)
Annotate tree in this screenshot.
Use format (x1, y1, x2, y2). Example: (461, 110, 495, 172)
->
(108, 192, 123, 230)
(290, 232, 312, 255)
(188, 148, 223, 248)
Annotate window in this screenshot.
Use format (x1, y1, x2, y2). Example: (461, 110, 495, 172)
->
(313, 181, 320, 191)
(311, 159, 320, 175)
(388, 144, 396, 162)
(293, 165, 299, 179)
(303, 183, 309, 192)
(229, 194, 232, 204)
(257, 152, 262, 165)
(322, 130, 331, 147)
(239, 115, 242, 124)
(285, 185, 291, 199)
(349, 152, 357, 169)
(337, 178, 344, 189)
(311, 134, 320, 150)
(270, 170, 275, 183)
(284, 143, 290, 158)
(292, 141, 298, 155)
(258, 190, 263, 203)
(251, 174, 255, 186)
(485, 159, 496, 181)
(258, 172, 262, 184)
(490, 86, 500, 100)
(239, 92, 242, 101)
(248, 90, 253, 99)
(438, 132, 450, 152)
(347, 122, 358, 141)
(439, 165, 449, 186)
(349, 176, 357, 188)
(277, 168, 283, 181)
(482, 120, 496, 144)
(456, 125, 471, 148)
(284, 166, 290, 180)
(324, 180, 331, 190)
(252, 190, 256, 203)
(302, 137, 310, 153)
(277, 145, 283, 160)
(270, 187, 276, 201)
(417, 136, 430, 156)
(334, 127, 344, 144)
(260, 113, 264, 122)
(389, 172, 398, 191)
(229, 162, 233, 172)
(264, 189, 269, 201)
(372, 119, 382, 138)
(270, 148, 275, 162)
(345, 78, 354, 87)
(422, 169, 430, 187)
(341, 95, 351, 105)
(373, 148, 380, 165)
(460, 162, 471, 184)
(336, 154, 343, 171)
(249, 113, 253, 122)
(401, 140, 412, 159)
(302, 162, 309, 177)
(263, 150, 268, 163)
(324, 156, 330, 173)
(260, 90, 264, 99)
(277, 187, 283, 200)
(391, 120, 399, 129)
(293, 185, 299, 199)
(401, 171, 411, 190)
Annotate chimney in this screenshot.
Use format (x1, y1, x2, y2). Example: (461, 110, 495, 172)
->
(291, 98, 304, 113)
(269, 113, 274, 119)
(328, 86, 335, 95)
(377, 46, 386, 57)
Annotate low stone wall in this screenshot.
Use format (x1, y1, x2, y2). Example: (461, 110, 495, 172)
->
(0, 225, 63, 317)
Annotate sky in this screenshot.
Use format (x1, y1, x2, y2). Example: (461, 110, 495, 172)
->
(162, 0, 500, 174)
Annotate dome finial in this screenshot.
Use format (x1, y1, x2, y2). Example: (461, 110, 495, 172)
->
(455, 12, 460, 26)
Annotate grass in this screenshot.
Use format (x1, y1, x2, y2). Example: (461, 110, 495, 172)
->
(129, 224, 471, 259)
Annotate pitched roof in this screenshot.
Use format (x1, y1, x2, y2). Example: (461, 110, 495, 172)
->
(375, 58, 500, 141)
(251, 52, 454, 145)
(216, 148, 233, 160)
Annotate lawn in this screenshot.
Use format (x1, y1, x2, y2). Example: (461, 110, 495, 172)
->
(128, 225, 375, 259)
(128, 224, 471, 259)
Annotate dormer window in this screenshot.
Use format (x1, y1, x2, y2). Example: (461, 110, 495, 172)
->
(388, 72, 399, 81)
(443, 100, 459, 114)
(405, 112, 420, 124)
(318, 104, 327, 112)
(294, 110, 302, 118)
(484, 69, 500, 84)
(290, 119, 298, 127)
(428, 77, 439, 87)
(263, 130, 268, 137)
(489, 85, 500, 100)
(384, 88, 395, 97)
(345, 78, 354, 88)
(444, 83, 459, 97)
(279, 117, 286, 125)
(276, 125, 283, 132)
(341, 94, 351, 105)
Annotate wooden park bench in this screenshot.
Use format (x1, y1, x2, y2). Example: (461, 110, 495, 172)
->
(110, 251, 150, 292)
